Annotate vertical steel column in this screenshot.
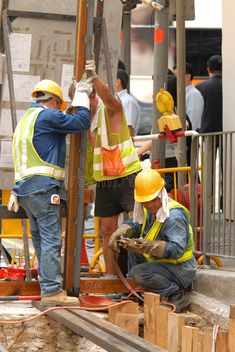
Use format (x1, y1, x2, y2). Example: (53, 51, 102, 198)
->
(151, 1, 169, 168)
(2, 8, 17, 131)
(203, 135, 213, 265)
(176, 0, 187, 186)
(120, 3, 131, 89)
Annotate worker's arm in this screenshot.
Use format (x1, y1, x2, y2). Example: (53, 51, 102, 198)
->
(136, 140, 152, 157)
(128, 125, 135, 137)
(92, 76, 122, 113)
(85, 59, 122, 114)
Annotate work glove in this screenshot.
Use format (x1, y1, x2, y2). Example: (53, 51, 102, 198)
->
(7, 193, 19, 213)
(141, 0, 164, 11)
(85, 59, 97, 83)
(71, 75, 93, 109)
(108, 224, 132, 253)
(119, 238, 166, 257)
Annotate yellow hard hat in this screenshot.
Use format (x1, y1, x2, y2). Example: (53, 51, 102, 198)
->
(31, 79, 67, 111)
(134, 169, 165, 203)
(155, 88, 174, 115)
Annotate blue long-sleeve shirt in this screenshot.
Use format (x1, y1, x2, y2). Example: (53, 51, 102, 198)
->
(13, 103, 90, 196)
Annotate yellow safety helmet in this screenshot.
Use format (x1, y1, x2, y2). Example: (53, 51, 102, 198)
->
(31, 79, 67, 111)
(134, 169, 165, 203)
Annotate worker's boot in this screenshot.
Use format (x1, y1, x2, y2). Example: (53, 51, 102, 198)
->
(41, 291, 79, 306)
(168, 289, 190, 313)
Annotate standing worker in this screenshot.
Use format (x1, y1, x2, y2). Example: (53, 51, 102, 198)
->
(196, 55, 222, 133)
(84, 59, 141, 277)
(8, 78, 91, 305)
(109, 168, 196, 312)
(115, 69, 141, 136)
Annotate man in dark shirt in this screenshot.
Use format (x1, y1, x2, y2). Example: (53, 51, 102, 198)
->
(196, 55, 222, 133)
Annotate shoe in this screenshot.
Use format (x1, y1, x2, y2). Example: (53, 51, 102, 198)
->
(41, 291, 79, 306)
(168, 289, 190, 313)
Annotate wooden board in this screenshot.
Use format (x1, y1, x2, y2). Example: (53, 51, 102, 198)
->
(156, 305, 172, 349)
(168, 312, 185, 352)
(115, 313, 139, 335)
(203, 327, 213, 352)
(216, 330, 229, 352)
(192, 330, 204, 352)
(144, 292, 160, 344)
(0, 278, 139, 296)
(229, 318, 235, 352)
(181, 326, 199, 352)
(108, 301, 138, 324)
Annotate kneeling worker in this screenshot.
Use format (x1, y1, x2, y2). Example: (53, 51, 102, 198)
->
(109, 168, 196, 312)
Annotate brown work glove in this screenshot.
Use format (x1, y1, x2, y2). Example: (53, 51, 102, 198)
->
(108, 224, 132, 253)
(119, 238, 166, 257)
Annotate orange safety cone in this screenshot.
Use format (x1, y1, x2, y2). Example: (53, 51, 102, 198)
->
(81, 238, 89, 267)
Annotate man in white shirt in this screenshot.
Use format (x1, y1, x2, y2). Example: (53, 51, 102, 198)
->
(185, 63, 204, 131)
(115, 69, 141, 136)
(174, 63, 204, 131)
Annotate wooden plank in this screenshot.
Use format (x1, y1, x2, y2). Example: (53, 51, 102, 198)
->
(192, 330, 204, 352)
(64, 0, 87, 293)
(108, 301, 138, 325)
(181, 326, 198, 352)
(0, 278, 140, 296)
(70, 308, 163, 352)
(144, 292, 160, 344)
(216, 330, 229, 352)
(156, 305, 172, 349)
(203, 327, 213, 352)
(0, 281, 40, 295)
(229, 318, 235, 352)
(80, 277, 140, 294)
(168, 312, 185, 352)
(33, 304, 138, 352)
(115, 313, 139, 335)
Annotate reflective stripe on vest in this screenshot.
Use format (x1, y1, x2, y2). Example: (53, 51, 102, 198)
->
(140, 199, 194, 264)
(13, 107, 65, 183)
(92, 106, 141, 181)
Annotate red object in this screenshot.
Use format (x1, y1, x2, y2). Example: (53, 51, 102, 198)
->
(0, 265, 38, 280)
(154, 28, 165, 43)
(81, 238, 89, 267)
(79, 295, 114, 310)
(164, 125, 178, 143)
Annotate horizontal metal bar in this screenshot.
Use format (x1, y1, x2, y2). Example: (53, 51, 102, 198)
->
(8, 10, 76, 22)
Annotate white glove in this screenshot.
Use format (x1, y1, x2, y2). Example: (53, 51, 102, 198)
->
(141, 0, 164, 11)
(71, 74, 93, 109)
(7, 193, 19, 212)
(85, 59, 97, 83)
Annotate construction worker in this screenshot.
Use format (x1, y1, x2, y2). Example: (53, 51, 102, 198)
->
(109, 168, 196, 312)
(8, 78, 91, 305)
(84, 59, 141, 277)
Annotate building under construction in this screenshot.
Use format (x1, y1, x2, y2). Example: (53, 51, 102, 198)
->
(0, 0, 235, 351)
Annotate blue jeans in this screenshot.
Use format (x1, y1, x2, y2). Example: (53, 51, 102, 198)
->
(128, 252, 196, 298)
(19, 188, 62, 297)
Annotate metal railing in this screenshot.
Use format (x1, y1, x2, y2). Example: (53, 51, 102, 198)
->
(190, 131, 235, 265)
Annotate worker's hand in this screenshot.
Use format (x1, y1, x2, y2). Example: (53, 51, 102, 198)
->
(71, 75, 93, 109)
(140, 0, 164, 11)
(119, 238, 166, 257)
(85, 59, 97, 83)
(7, 193, 19, 213)
(108, 224, 132, 253)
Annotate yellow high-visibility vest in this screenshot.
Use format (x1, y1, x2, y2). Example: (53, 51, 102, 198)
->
(140, 199, 194, 264)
